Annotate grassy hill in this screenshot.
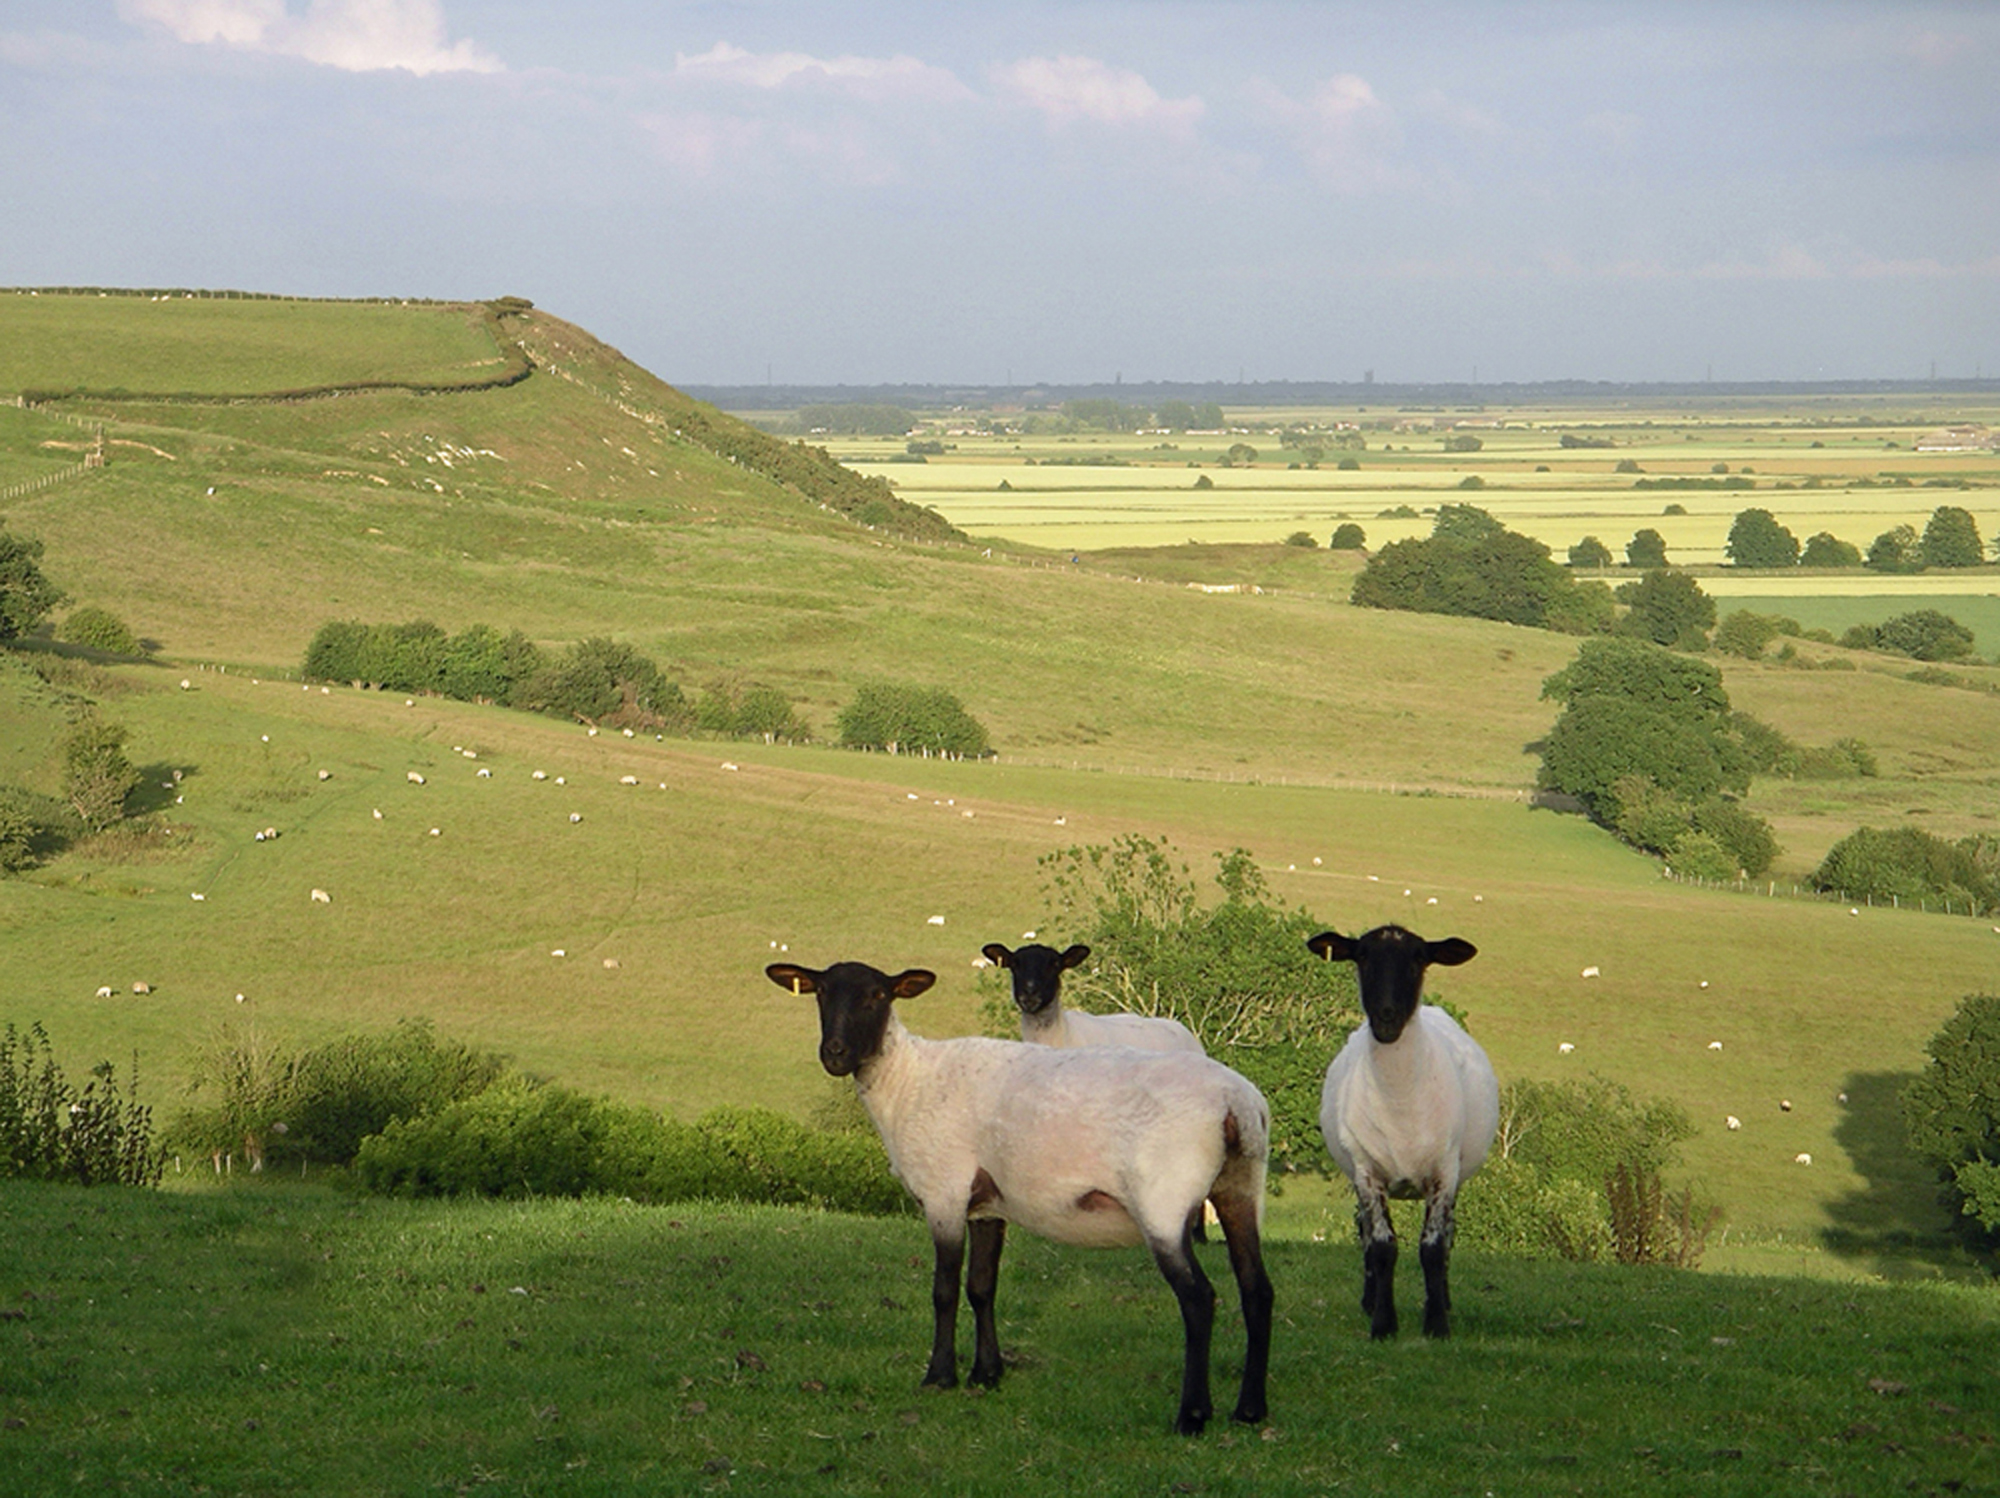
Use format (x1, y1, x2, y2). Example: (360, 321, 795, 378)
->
(3, 292, 1999, 1284)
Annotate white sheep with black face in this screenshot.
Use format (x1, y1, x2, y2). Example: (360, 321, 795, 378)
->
(981, 941, 1202, 1054)
(765, 957, 1273, 1436)
(1310, 924, 1498, 1341)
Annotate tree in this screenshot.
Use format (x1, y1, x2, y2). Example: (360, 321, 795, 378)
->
(1866, 524, 1923, 573)
(1155, 400, 1198, 430)
(1799, 531, 1862, 568)
(0, 527, 64, 642)
(1567, 536, 1614, 569)
(1224, 442, 1259, 467)
(58, 606, 140, 656)
(1724, 508, 1800, 568)
(1874, 609, 1976, 662)
(1614, 569, 1715, 649)
(62, 717, 141, 831)
(1713, 609, 1781, 660)
(1904, 994, 2000, 1246)
(1625, 528, 1668, 569)
(1351, 506, 1607, 633)
(1442, 434, 1483, 452)
(1541, 636, 1733, 725)
(1537, 696, 1735, 819)
(1328, 523, 1367, 550)
(518, 638, 687, 730)
(1920, 506, 1984, 569)
(1283, 530, 1318, 548)
(837, 683, 989, 757)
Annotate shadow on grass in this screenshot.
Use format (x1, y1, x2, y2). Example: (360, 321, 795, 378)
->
(1821, 1069, 1987, 1280)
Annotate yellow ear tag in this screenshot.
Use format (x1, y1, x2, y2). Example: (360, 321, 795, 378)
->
(792, 977, 802, 995)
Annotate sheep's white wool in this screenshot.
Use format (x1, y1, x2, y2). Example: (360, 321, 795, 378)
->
(1028, 1005, 1202, 1055)
(1558, 1041, 1575, 1054)
(857, 1017, 1265, 1250)
(1726, 1116, 1742, 1130)
(1322, 1006, 1499, 1202)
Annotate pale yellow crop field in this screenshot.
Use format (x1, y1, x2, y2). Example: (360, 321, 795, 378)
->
(824, 400, 2000, 565)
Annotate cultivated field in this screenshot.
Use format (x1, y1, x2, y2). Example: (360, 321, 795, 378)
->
(2, 292, 1998, 1296)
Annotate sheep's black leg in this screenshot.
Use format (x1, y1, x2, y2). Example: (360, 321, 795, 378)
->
(923, 1224, 964, 1388)
(1211, 1189, 1274, 1425)
(1149, 1224, 1217, 1436)
(965, 1218, 1006, 1387)
(1356, 1186, 1398, 1339)
(1419, 1190, 1456, 1339)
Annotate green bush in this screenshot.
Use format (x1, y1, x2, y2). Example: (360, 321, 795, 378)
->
(1026, 836, 1366, 1169)
(696, 680, 807, 741)
(1723, 508, 1799, 568)
(1799, 531, 1862, 568)
(0, 526, 64, 643)
(1873, 610, 1976, 663)
(1350, 505, 1600, 632)
(1459, 1075, 1698, 1262)
(167, 1019, 509, 1168)
(1809, 827, 1999, 915)
(1920, 506, 1984, 569)
(1567, 536, 1614, 569)
(1613, 569, 1715, 649)
(518, 636, 689, 730)
(836, 682, 989, 757)
(0, 1023, 159, 1187)
(1903, 994, 2000, 1247)
(0, 785, 80, 872)
(353, 1086, 909, 1214)
(61, 715, 141, 831)
(57, 606, 141, 656)
(1624, 528, 1668, 569)
(1328, 522, 1366, 549)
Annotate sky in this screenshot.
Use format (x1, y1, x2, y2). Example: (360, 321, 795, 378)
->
(2, 1, 1996, 387)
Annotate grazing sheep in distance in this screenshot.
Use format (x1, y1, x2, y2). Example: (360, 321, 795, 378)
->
(981, 942, 1202, 1054)
(1310, 924, 1498, 1340)
(765, 958, 1273, 1435)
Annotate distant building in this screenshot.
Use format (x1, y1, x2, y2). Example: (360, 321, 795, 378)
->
(1914, 424, 1996, 452)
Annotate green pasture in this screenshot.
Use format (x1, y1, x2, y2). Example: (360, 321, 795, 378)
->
(0, 291, 507, 396)
(5, 294, 2000, 1283)
(1, 1180, 1995, 1495)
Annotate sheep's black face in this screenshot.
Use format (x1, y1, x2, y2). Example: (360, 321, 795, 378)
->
(982, 942, 1089, 1018)
(766, 960, 935, 1077)
(1307, 926, 1477, 1045)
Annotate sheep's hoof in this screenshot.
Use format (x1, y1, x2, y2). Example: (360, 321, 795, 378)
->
(1231, 1400, 1267, 1426)
(920, 1366, 957, 1390)
(968, 1361, 1003, 1389)
(1174, 1407, 1211, 1437)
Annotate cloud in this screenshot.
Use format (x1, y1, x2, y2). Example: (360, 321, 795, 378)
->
(672, 41, 971, 104)
(992, 54, 1204, 136)
(1254, 72, 1403, 190)
(120, 0, 501, 76)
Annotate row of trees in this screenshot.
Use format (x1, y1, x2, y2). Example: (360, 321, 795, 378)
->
(1724, 505, 1987, 571)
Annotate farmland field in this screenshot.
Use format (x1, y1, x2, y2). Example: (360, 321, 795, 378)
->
(3, 293, 2000, 1300)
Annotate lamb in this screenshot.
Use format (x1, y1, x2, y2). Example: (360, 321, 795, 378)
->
(981, 942, 1202, 1053)
(764, 958, 1273, 1435)
(1308, 924, 1497, 1340)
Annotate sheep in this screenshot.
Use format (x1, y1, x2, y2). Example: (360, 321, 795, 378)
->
(981, 942, 1202, 1055)
(1308, 924, 1497, 1340)
(764, 958, 1273, 1436)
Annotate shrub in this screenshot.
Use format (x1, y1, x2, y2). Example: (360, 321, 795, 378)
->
(1350, 506, 1597, 631)
(0, 785, 80, 872)
(1809, 827, 1999, 915)
(167, 1019, 508, 1168)
(1874, 610, 1975, 663)
(61, 715, 141, 830)
(58, 606, 141, 656)
(1283, 530, 1318, 548)
(1027, 837, 1365, 1169)
(1903, 994, 2000, 1247)
(1613, 569, 1715, 649)
(353, 1087, 909, 1214)
(0, 1022, 159, 1187)
(518, 637, 690, 731)
(837, 682, 989, 757)
(1328, 522, 1366, 549)
(1713, 609, 1782, 659)
(1866, 524, 1924, 573)
(1459, 1075, 1699, 1261)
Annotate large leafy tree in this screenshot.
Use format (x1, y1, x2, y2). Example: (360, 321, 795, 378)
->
(1800, 531, 1862, 568)
(1624, 528, 1669, 569)
(1351, 504, 1605, 632)
(1920, 506, 1984, 569)
(1614, 569, 1715, 649)
(0, 527, 63, 642)
(1725, 508, 1800, 568)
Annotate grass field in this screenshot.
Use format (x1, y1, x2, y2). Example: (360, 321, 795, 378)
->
(2, 1178, 1995, 1495)
(3, 293, 1999, 1294)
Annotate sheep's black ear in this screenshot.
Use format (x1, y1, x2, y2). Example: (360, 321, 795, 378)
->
(1060, 943, 1091, 969)
(891, 969, 937, 999)
(1427, 938, 1477, 967)
(1306, 931, 1352, 962)
(981, 943, 1014, 968)
(767, 963, 820, 996)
